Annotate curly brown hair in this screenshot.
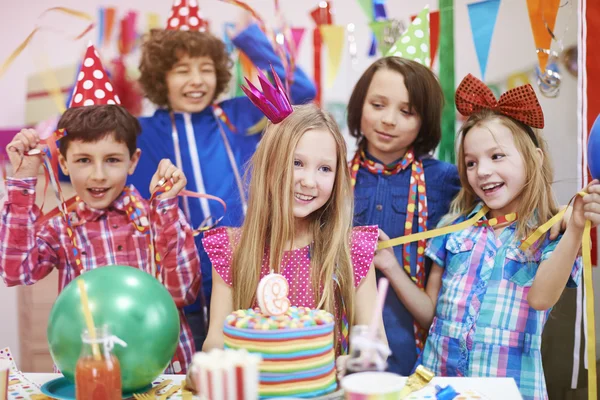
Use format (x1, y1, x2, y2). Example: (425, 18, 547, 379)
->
(139, 29, 233, 108)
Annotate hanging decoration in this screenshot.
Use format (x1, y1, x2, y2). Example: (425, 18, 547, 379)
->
(309, 1, 333, 106)
(370, 19, 404, 56)
(319, 25, 346, 88)
(467, 0, 501, 81)
(97, 7, 116, 49)
(347, 23, 359, 68)
(438, 0, 455, 164)
(526, 0, 561, 71)
(367, 0, 388, 56)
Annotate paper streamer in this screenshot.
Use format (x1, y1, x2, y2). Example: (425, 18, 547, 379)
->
(519, 192, 596, 400)
(309, 1, 333, 105)
(0, 7, 94, 81)
(438, 0, 456, 164)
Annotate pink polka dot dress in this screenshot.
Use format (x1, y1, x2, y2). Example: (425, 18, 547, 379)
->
(202, 226, 379, 307)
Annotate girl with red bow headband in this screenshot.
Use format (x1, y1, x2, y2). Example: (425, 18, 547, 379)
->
(414, 74, 600, 400)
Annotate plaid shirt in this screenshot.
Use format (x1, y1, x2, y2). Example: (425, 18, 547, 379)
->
(0, 177, 201, 374)
(419, 203, 582, 400)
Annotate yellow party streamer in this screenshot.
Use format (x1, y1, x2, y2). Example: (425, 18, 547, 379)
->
(378, 207, 489, 250)
(0, 7, 94, 81)
(582, 220, 596, 400)
(520, 190, 596, 400)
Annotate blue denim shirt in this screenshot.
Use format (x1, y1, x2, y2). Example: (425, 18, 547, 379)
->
(352, 152, 461, 375)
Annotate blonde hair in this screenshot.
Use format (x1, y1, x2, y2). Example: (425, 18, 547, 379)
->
(448, 109, 558, 242)
(231, 104, 356, 329)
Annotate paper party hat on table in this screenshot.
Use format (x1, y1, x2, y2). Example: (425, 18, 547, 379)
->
(70, 42, 120, 108)
(386, 6, 431, 66)
(166, 0, 209, 32)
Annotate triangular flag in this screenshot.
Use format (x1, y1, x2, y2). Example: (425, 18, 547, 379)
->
(387, 6, 430, 66)
(369, 20, 402, 56)
(290, 27, 306, 58)
(319, 25, 345, 88)
(526, 0, 560, 70)
(223, 22, 236, 54)
(411, 10, 439, 68)
(467, 0, 500, 80)
(104, 8, 117, 45)
(357, 0, 374, 21)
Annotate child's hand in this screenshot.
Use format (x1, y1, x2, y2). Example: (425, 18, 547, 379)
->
(582, 180, 600, 227)
(6, 129, 43, 179)
(374, 229, 400, 275)
(150, 159, 187, 200)
(336, 355, 349, 381)
(570, 180, 600, 231)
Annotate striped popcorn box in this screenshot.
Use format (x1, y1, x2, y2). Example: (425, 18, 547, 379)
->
(192, 349, 261, 400)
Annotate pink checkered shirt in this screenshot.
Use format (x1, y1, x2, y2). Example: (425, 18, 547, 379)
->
(0, 177, 201, 374)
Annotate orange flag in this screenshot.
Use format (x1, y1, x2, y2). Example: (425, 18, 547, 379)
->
(526, 0, 560, 70)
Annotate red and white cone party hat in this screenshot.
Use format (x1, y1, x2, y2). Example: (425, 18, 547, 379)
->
(166, 0, 209, 32)
(70, 42, 120, 108)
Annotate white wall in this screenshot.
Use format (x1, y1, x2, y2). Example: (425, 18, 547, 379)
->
(0, 0, 596, 363)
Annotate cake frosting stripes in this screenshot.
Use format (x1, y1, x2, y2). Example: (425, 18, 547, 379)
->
(223, 306, 337, 398)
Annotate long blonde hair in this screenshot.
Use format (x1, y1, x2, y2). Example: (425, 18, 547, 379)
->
(448, 109, 558, 241)
(231, 104, 355, 327)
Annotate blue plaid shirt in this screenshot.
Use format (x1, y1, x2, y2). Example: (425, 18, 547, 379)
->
(420, 203, 582, 400)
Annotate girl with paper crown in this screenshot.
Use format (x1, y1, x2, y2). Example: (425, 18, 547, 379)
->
(415, 74, 600, 400)
(128, 0, 316, 351)
(201, 70, 387, 361)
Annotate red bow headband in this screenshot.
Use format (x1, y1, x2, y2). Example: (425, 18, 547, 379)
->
(455, 74, 545, 129)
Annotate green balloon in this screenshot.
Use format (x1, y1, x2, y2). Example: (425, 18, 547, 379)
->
(47, 266, 180, 392)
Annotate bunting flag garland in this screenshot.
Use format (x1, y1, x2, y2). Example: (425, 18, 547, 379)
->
(526, 0, 561, 71)
(319, 25, 345, 88)
(467, 0, 501, 80)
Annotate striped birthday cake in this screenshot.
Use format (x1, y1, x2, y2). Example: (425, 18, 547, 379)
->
(223, 306, 337, 398)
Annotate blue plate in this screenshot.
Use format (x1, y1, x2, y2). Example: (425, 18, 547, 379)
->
(40, 377, 152, 399)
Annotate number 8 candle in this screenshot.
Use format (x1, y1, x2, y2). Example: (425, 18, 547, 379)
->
(257, 272, 290, 316)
